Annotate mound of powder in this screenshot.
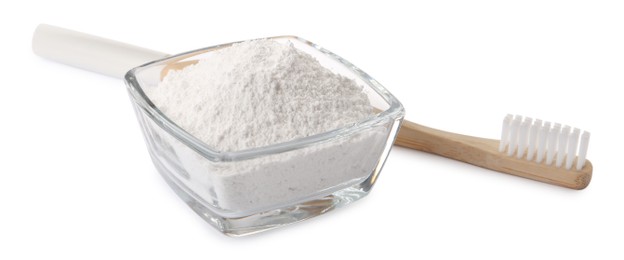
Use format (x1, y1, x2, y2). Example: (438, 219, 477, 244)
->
(149, 39, 373, 152)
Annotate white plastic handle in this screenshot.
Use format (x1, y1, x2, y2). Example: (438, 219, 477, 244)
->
(32, 24, 169, 79)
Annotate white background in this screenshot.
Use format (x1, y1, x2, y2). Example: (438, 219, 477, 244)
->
(2, 0, 623, 259)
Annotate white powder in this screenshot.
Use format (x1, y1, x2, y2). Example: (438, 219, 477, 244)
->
(150, 39, 373, 152)
(144, 39, 388, 214)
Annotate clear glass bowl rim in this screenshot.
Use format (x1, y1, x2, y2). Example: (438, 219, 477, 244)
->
(124, 35, 404, 162)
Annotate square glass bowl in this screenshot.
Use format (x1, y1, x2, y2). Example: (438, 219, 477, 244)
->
(124, 36, 404, 236)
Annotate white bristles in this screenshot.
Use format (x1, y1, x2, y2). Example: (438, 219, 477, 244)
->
(499, 115, 590, 171)
(517, 117, 532, 159)
(507, 116, 522, 156)
(566, 128, 580, 170)
(577, 132, 590, 170)
(499, 114, 513, 152)
(527, 119, 541, 161)
(535, 121, 550, 163)
(546, 123, 561, 165)
(556, 126, 570, 167)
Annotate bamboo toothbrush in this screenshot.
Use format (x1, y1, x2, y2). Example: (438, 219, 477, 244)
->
(395, 115, 592, 189)
(32, 24, 593, 190)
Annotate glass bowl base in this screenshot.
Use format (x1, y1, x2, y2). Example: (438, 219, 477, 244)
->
(152, 153, 373, 236)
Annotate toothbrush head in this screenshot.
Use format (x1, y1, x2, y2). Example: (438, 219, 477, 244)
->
(499, 114, 591, 171)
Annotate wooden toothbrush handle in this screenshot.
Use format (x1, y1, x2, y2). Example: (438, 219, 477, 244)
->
(394, 120, 593, 189)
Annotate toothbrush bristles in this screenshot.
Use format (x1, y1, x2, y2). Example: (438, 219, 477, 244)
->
(556, 126, 570, 167)
(566, 128, 580, 170)
(535, 121, 550, 163)
(499, 114, 513, 152)
(499, 115, 590, 171)
(577, 132, 590, 171)
(507, 116, 522, 157)
(526, 119, 541, 161)
(546, 123, 561, 166)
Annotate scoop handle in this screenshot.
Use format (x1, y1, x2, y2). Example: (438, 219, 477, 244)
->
(32, 24, 169, 79)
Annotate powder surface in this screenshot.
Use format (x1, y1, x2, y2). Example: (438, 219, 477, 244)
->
(149, 39, 373, 152)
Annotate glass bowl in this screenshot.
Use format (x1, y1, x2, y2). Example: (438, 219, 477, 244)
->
(124, 36, 404, 236)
